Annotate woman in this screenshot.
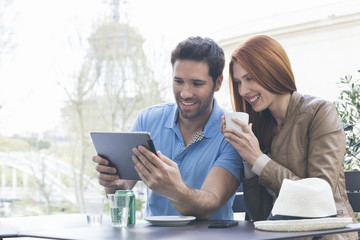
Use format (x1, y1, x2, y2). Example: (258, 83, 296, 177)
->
(221, 35, 357, 240)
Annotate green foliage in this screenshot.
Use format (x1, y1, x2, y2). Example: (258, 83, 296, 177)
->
(334, 70, 360, 222)
(27, 139, 51, 150)
(135, 197, 144, 219)
(334, 70, 360, 171)
(7, 199, 78, 217)
(0, 135, 51, 152)
(135, 198, 143, 212)
(0, 136, 31, 151)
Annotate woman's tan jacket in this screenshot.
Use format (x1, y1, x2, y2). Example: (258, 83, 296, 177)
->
(243, 92, 357, 240)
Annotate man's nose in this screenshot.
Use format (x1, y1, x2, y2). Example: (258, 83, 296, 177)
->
(180, 84, 193, 99)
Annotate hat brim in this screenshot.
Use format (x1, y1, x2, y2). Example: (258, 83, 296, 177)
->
(254, 217, 353, 232)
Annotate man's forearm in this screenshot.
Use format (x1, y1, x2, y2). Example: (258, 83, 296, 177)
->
(170, 167, 240, 219)
(170, 186, 222, 219)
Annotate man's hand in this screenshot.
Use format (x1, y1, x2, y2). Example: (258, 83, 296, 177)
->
(132, 146, 239, 219)
(132, 146, 186, 201)
(92, 155, 136, 193)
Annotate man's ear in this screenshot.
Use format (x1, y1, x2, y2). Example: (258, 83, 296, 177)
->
(214, 75, 223, 92)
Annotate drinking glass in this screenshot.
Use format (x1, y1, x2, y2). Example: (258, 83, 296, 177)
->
(108, 193, 130, 227)
(84, 196, 104, 226)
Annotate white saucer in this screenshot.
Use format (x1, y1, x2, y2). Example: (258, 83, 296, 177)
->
(144, 216, 196, 226)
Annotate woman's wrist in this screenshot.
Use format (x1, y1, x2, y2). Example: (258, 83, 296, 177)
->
(243, 161, 256, 179)
(252, 154, 271, 176)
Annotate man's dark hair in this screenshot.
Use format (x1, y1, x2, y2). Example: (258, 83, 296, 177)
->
(170, 36, 225, 84)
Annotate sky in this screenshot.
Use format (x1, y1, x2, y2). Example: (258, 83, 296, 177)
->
(0, 0, 352, 136)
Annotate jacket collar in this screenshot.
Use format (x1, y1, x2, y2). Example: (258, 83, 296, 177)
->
(283, 91, 302, 125)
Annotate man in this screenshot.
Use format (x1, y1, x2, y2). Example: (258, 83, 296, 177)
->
(92, 36, 243, 220)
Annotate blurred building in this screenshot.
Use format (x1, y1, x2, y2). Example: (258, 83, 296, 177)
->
(215, 0, 360, 110)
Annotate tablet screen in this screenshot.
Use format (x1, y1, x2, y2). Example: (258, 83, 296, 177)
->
(90, 132, 156, 180)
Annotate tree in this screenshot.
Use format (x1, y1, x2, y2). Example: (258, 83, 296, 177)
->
(88, 21, 163, 130)
(0, 0, 16, 63)
(61, 58, 101, 212)
(61, 19, 163, 212)
(0, 0, 16, 111)
(25, 137, 54, 214)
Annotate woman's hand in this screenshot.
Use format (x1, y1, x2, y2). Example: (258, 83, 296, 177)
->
(221, 114, 263, 165)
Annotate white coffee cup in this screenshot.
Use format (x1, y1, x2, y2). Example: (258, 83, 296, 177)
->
(225, 112, 249, 131)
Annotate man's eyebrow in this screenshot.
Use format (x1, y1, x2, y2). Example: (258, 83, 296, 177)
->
(191, 79, 206, 82)
(173, 77, 206, 82)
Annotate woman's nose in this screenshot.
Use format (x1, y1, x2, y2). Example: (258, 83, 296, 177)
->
(238, 82, 249, 97)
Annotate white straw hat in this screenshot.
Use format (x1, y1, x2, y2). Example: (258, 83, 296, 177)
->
(254, 178, 353, 232)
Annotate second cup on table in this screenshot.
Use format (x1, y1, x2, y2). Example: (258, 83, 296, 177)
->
(108, 192, 131, 227)
(84, 196, 104, 226)
(225, 112, 249, 131)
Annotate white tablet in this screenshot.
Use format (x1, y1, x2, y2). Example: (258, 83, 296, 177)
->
(90, 131, 157, 180)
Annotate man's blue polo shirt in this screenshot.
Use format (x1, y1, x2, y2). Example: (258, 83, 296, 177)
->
(131, 98, 243, 220)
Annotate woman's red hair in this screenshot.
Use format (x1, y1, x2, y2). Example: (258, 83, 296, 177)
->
(229, 35, 297, 153)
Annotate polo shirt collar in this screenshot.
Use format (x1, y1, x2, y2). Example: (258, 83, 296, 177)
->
(203, 98, 222, 138)
(165, 103, 179, 129)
